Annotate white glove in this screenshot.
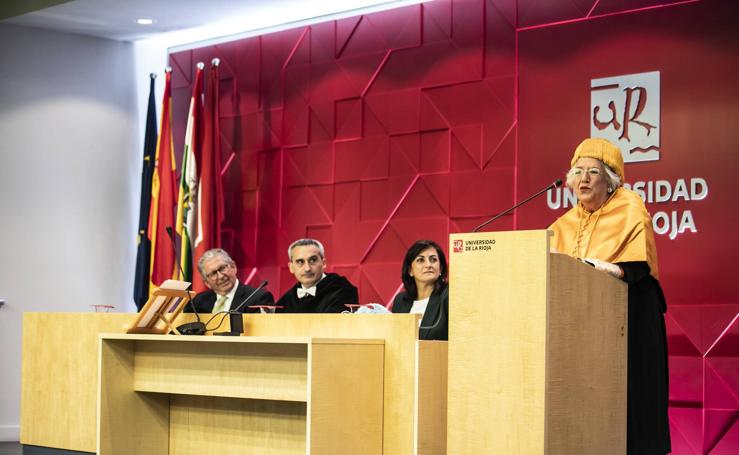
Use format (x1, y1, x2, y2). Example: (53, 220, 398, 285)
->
(584, 258, 623, 278)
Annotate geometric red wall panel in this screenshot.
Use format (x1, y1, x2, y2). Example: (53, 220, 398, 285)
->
(170, 1, 739, 452)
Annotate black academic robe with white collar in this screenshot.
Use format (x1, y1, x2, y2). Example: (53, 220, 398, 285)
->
(275, 273, 358, 313)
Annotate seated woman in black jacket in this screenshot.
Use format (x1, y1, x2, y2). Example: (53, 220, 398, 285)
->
(391, 240, 448, 340)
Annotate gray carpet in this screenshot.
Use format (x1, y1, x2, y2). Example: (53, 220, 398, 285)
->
(0, 442, 21, 455)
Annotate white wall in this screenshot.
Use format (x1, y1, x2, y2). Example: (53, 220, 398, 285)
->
(132, 40, 168, 160)
(0, 24, 165, 441)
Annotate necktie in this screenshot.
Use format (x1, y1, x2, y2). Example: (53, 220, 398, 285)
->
(212, 294, 229, 313)
(296, 286, 317, 299)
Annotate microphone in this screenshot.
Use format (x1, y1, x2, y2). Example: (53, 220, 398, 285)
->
(211, 280, 269, 336)
(230, 280, 269, 313)
(472, 179, 563, 232)
(165, 226, 206, 336)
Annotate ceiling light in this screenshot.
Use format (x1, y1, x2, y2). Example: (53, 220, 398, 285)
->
(137, 18, 154, 25)
(147, 0, 430, 50)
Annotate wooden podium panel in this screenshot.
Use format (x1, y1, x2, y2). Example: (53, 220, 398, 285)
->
(169, 395, 306, 454)
(21, 313, 444, 454)
(98, 334, 384, 455)
(21, 312, 133, 452)
(132, 337, 310, 401)
(415, 340, 447, 455)
(447, 230, 627, 454)
(240, 313, 432, 454)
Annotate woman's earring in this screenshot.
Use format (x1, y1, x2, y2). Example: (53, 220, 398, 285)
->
(607, 187, 613, 194)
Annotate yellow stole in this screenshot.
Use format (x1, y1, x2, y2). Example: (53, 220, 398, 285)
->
(548, 188, 659, 279)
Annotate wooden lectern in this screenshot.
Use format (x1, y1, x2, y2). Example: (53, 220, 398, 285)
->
(447, 230, 627, 454)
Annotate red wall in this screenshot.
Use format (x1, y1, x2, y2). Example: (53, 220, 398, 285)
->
(170, 0, 738, 452)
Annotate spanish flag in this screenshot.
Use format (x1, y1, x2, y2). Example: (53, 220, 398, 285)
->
(148, 68, 177, 293)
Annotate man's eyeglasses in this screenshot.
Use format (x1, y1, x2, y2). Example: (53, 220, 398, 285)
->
(205, 263, 232, 280)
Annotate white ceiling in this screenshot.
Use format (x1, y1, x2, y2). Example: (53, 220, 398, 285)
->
(3, 0, 428, 48)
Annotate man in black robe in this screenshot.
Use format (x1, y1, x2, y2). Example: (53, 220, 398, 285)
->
(275, 238, 358, 313)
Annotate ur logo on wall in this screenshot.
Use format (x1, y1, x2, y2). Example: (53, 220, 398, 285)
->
(591, 71, 660, 162)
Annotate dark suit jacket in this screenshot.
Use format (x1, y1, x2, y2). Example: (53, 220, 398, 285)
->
(391, 283, 448, 340)
(186, 282, 274, 314)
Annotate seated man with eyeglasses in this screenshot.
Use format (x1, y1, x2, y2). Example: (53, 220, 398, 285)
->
(275, 238, 358, 313)
(186, 248, 274, 313)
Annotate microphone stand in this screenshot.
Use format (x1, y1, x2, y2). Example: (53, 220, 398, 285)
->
(472, 179, 563, 232)
(210, 280, 269, 336)
(165, 226, 206, 335)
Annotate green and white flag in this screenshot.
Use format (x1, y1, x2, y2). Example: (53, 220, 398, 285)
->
(175, 63, 204, 284)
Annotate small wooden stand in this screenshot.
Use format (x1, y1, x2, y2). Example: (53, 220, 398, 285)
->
(127, 280, 194, 335)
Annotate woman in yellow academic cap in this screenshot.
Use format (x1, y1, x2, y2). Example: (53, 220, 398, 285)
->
(549, 138, 670, 455)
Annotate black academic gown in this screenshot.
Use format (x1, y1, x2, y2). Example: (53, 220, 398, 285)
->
(620, 262, 671, 455)
(275, 273, 358, 313)
(186, 283, 274, 314)
(391, 283, 448, 341)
